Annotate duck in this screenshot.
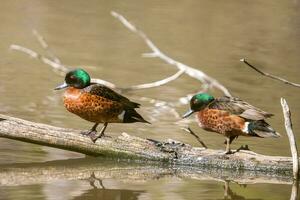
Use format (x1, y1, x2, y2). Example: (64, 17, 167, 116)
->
(182, 93, 280, 154)
(55, 68, 149, 142)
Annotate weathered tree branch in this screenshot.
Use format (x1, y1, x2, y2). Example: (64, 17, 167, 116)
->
(0, 114, 296, 176)
(111, 11, 232, 97)
(119, 68, 185, 92)
(32, 29, 62, 64)
(10, 44, 118, 88)
(241, 58, 300, 88)
(9, 30, 187, 93)
(281, 98, 299, 180)
(10, 12, 232, 110)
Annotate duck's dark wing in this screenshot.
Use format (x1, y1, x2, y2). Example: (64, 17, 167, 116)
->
(208, 96, 273, 120)
(84, 84, 140, 109)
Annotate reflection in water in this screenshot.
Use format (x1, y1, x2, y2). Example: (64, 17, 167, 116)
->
(222, 181, 258, 200)
(72, 187, 144, 200)
(0, 0, 300, 199)
(43, 172, 145, 200)
(87, 172, 106, 189)
(0, 157, 295, 199)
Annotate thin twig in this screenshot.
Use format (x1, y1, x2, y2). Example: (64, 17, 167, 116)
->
(241, 58, 300, 88)
(111, 11, 232, 97)
(10, 38, 187, 92)
(178, 84, 210, 105)
(32, 29, 61, 64)
(121, 68, 185, 92)
(10, 44, 69, 74)
(182, 127, 207, 149)
(31, 29, 186, 91)
(281, 98, 299, 180)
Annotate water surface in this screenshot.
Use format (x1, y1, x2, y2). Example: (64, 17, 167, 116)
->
(0, 0, 299, 199)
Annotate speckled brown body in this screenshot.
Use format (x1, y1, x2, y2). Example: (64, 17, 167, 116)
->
(63, 87, 123, 123)
(197, 108, 248, 137)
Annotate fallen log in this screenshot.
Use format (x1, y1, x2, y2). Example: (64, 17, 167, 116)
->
(0, 114, 296, 176)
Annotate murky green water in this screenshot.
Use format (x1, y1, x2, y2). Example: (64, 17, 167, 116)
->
(0, 0, 299, 199)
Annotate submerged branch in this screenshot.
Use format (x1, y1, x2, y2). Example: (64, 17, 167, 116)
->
(10, 44, 68, 75)
(10, 44, 118, 88)
(120, 68, 185, 92)
(10, 26, 209, 94)
(111, 11, 231, 97)
(0, 114, 296, 176)
(32, 29, 62, 64)
(241, 59, 300, 88)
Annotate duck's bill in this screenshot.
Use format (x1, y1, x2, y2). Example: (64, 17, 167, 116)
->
(54, 82, 68, 90)
(182, 109, 195, 118)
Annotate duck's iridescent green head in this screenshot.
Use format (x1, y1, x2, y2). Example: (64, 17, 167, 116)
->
(54, 69, 91, 90)
(182, 93, 215, 118)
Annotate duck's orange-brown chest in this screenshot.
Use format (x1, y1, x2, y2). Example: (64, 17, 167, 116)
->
(197, 108, 247, 137)
(63, 87, 123, 123)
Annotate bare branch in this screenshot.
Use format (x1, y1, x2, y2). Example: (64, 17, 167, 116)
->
(182, 127, 207, 149)
(10, 44, 118, 88)
(121, 68, 185, 92)
(111, 11, 232, 97)
(11, 13, 232, 96)
(32, 29, 62, 64)
(241, 59, 300, 88)
(10, 31, 189, 91)
(10, 44, 69, 75)
(178, 84, 210, 105)
(281, 98, 299, 180)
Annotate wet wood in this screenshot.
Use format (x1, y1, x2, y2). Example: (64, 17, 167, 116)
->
(0, 114, 296, 176)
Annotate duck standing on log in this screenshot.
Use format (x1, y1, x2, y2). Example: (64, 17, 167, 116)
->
(183, 93, 280, 154)
(55, 69, 150, 143)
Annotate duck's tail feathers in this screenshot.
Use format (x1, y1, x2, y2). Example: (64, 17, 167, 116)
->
(248, 120, 281, 138)
(123, 109, 151, 124)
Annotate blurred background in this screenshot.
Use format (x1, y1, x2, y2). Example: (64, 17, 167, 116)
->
(0, 0, 299, 199)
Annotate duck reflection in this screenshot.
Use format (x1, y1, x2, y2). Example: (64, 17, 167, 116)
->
(86, 172, 106, 189)
(221, 181, 261, 200)
(220, 180, 299, 200)
(72, 188, 144, 200)
(72, 173, 145, 200)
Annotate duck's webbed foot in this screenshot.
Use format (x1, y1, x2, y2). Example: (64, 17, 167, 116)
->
(81, 123, 100, 142)
(81, 130, 97, 137)
(224, 149, 234, 155)
(90, 122, 109, 143)
(236, 144, 250, 152)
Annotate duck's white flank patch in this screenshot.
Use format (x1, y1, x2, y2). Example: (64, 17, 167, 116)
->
(118, 110, 126, 120)
(242, 122, 250, 133)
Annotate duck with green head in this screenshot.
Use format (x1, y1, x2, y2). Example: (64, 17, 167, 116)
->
(55, 69, 150, 142)
(183, 93, 280, 154)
